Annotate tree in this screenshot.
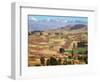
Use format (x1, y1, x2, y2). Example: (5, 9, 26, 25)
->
(59, 48, 65, 54)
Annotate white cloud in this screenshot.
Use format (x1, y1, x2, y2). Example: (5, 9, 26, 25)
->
(31, 17, 38, 21)
(63, 20, 68, 23)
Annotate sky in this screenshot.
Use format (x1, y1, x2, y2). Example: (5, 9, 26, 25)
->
(28, 15, 88, 32)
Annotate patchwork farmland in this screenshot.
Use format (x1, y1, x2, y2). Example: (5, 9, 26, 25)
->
(28, 24, 88, 66)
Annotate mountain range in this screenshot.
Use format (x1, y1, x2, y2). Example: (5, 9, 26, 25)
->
(29, 24, 87, 34)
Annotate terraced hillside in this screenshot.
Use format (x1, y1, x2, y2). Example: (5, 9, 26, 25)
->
(28, 24, 88, 66)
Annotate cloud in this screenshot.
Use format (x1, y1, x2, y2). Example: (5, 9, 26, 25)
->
(63, 20, 68, 23)
(30, 17, 38, 21)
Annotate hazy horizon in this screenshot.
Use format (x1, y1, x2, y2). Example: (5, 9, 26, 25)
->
(28, 15, 88, 32)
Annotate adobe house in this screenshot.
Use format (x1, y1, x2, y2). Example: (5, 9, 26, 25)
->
(70, 40, 87, 49)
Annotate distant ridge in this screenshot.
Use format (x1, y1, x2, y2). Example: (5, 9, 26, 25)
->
(47, 24, 87, 32)
(29, 24, 87, 34)
(70, 24, 87, 30)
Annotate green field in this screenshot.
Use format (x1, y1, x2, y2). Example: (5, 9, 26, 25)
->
(65, 48, 87, 54)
